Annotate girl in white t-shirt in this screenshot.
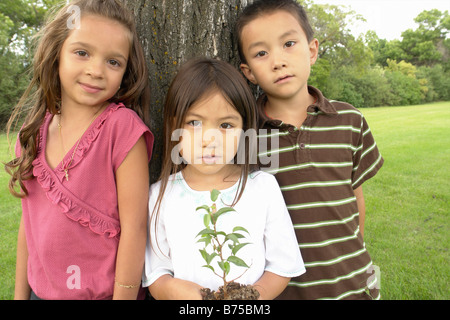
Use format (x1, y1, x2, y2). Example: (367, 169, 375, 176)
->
(143, 58, 305, 299)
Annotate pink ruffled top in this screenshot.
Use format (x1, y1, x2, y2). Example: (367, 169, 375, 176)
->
(19, 103, 153, 299)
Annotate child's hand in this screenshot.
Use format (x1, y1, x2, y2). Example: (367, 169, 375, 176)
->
(149, 274, 203, 300)
(177, 280, 204, 300)
(253, 271, 291, 300)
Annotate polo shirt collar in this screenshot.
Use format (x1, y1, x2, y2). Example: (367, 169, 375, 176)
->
(257, 85, 338, 128)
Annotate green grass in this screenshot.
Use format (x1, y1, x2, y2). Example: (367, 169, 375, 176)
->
(361, 101, 449, 300)
(0, 102, 449, 300)
(0, 133, 21, 300)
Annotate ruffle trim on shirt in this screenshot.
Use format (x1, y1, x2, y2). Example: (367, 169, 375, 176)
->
(61, 103, 124, 172)
(32, 159, 120, 238)
(31, 103, 124, 239)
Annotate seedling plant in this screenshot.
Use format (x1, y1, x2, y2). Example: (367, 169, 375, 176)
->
(195, 189, 252, 299)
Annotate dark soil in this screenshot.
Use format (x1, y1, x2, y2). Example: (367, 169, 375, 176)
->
(200, 281, 260, 300)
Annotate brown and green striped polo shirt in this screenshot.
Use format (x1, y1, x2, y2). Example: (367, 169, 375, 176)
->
(257, 86, 384, 300)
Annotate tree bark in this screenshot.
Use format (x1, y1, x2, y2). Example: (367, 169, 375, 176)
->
(122, 0, 252, 183)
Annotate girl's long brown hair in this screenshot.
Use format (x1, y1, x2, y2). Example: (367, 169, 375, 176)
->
(5, 0, 150, 197)
(151, 57, 258, 248)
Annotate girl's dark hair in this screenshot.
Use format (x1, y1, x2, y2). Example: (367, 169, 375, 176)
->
(151, 57, 258, 238)
(5, 0, 150, 197)
(235, 0, 314, 64)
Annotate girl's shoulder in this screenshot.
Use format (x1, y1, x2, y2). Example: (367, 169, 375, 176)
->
(103, 103, 147, 129)
(248, 170, 277, 183)
(149, 173, 181, 195)
(98, 103, 153, 162)
(246, 170, 280, 192)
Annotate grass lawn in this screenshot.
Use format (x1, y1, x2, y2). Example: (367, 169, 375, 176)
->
(0, 101, 449, 300)
(361, 101, 449, 300)
(0, 133, 21, 300)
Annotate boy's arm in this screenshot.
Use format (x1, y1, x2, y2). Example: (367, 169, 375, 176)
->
(354, 186, 366, 238)
(149, 275, 203, 300)
(253, 271, 291, 300)
(14, 215, 31, 300)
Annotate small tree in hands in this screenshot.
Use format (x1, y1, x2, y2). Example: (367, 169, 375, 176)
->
(195, 189, 259, 300)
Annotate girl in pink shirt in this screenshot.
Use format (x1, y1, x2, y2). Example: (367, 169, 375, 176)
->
(5, 0, 153, 300)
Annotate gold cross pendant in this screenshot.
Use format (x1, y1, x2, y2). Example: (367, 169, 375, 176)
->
(64, 169, 69, 181)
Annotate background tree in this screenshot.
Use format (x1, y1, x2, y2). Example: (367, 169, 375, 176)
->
(0, 0, 59, 127)
(305, 1, 377, 106)
(400, 9, 449, 67)
(123, 0, 251, 182)
(306, 3, 449, 107)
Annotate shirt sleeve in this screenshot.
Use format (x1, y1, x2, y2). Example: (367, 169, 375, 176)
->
(142, 183, 174, 287)
(108, 108, 154, 172)
(262, 174, 306, 278)
(351, 115, 384, 189)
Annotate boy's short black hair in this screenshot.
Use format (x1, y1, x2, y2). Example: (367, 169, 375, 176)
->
(236, 0, 314, 64)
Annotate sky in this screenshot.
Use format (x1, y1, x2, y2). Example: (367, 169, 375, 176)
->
(311, 0, 450, 40)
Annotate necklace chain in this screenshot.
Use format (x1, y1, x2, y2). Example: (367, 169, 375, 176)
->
(58, 107, 103, 181)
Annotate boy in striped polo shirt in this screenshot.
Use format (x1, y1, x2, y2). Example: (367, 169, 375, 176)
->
(237, 0, 384, 299)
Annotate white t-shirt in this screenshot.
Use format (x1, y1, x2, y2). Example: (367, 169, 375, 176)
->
(142, 170, 305, 291)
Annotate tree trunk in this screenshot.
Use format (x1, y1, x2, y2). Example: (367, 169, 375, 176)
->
(122, 0, 252, 183)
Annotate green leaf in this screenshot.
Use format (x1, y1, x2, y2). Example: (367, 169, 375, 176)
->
(199, 250, 218, 265)
(196, 228, 215, 238)
(196, 205, 211, 213)
(233, 233, 245, 239)
(206, 252, 218, 264)
(203, 213, 211, 228)
(226, 233, 239, 243)
(233, 226, 250, 234)
(227, 256, 250, 268)
(196, 236, 211, 245)
(199, 249, 208, 262)
(226, 233, 245, 243)
(210, 189, 220, 202)
(218, 261, 230, 275)
(231, 242, 250, 255)
(202, 265, 215, 273)
(212, 207, 235, 224)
